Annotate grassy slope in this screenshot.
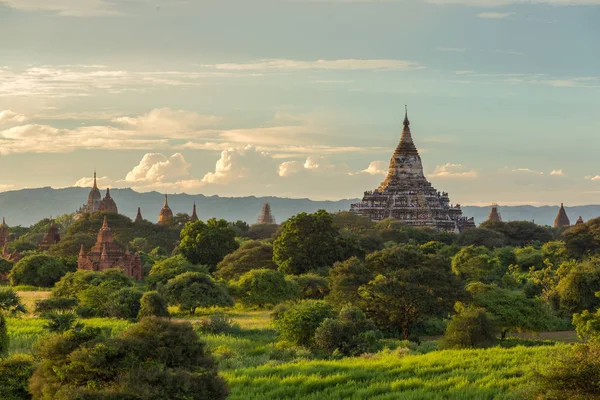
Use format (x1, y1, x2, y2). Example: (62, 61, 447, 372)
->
(224, 346, 562, 400)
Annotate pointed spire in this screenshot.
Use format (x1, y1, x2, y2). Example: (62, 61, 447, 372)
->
(191, 202, 199, 221)
(79, 244, 85, 257)
(403, 104, 410, 128)
(576, 216, 584, 225)
(1, 217, 5, 226)
(135, 207, 143, 223)
(393, 104, 418, 157)
(164, 194, 169, 208)
(93, 170, 98, 189)
(102, 215, 109, 229)
(554, 203, 571, 228)
(105, 187, 111, 198)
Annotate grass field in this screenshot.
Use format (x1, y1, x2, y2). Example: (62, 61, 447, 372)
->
(5, 292, 572, 399)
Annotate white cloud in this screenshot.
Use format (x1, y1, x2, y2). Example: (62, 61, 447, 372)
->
(425, 0, 600, 5)
(201, 146, 277, 185)
(478, 12, 514, 18)
(73, 175, 113, 188)
(0, 110, 27, 123)
(430, 163, 478, 179)
(550, 169, 565, 176)
(361, 161, 387, 175)
(512, 168, 544, 175)
(207, 59, 424, 71)
(113, 108, 221, 138)
(495, 50, 523, 56)
(585, 175, 600, 181)
(455, 70, 474, 75)
(123, 153, 192, 184)
(0, 183, 15, 191)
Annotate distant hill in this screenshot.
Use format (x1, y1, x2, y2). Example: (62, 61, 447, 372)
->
(0, 187, 597, 227)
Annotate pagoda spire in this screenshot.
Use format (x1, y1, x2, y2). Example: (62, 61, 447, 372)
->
(554, 203, 571, 228)
(394, 105, 418, 157)
(135, 207, 143, 223)
(164, 194, 169, 208)
(93, 170, 98, 189)
(191, 202, 199, 222)
(79, 244, 85, 257)
(102, 215, 109, 229)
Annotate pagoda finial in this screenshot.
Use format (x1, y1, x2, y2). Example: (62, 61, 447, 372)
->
(403, 105, 410, 127)
(93, 170, 97, 189)
(105, 187, 111, 198)
(164, 194, 169, 208)
(1, 217, 5, 226)
(102, 215, 109, 229)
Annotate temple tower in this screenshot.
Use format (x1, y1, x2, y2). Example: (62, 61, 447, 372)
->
(39, 218, 61, 250)
(99, 188, 118, 214)
(576, 216, 584, 225)
(554, 203, 571, 228)
(190, 202, 199, 222)
(86, 171, 102, 213)
(350, 107, 475, 232)
(258, 202, 276, 224)
(487, 203, 502, 223)
(134, 207, 144, 223)
(0, 218, 9, 249)
(158, 195, 174, 225)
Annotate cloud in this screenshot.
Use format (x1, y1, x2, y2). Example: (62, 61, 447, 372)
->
(495, 50, 523, 56)
(113, 108, 221, 138)
(585, 175, 600, 181)
(512, 168, 544, 175)
(549, 169, 565, 176)
(430, 163, 478, 179)
(123, 153, 192, 184)
(455, 70, 474, 75)
(207, 59, 424, 71)
(425, 0, 600, 5)
(0, 110, 27, 123)
(477, 12, 514, 18)
(0, 0, 121, 16)
(0, 183, 15, 191)
(361, 161, 387, 175)
(201, 146, 278, 185)
(73, 175, 113, 188)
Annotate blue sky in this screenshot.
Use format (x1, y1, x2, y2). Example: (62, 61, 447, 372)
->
(0, 0, 599, 205)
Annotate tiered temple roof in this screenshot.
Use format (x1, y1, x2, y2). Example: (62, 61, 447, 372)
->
(158, 195, 174, 225)
(76, 172, 119, 216)
(134, 207, 144, 223)
(554, 203, 571, 228)
(350, 107, 475, 232)
(487, 204, 502, 223)
(98, 188, 118, 214)
(39, 219, 60, 250)
(78, 216, 142, 280)
(257, 202, 276, 224)
(0, 218, 21, 263)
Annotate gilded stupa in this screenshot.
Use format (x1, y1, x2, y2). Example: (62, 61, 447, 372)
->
(350, 107, 475, 232)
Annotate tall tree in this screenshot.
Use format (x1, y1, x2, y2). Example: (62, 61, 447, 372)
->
(179, 219, 239, 271)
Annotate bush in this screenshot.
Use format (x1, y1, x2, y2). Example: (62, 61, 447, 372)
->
(441, 305, 497, 349)
(146, 255, 208, 289)
(214, 240, 277, 281)
(105, 287, 143, 319)
(0, 354, 36, 400)
(273, 300, 335, 347)
(535, 343, 600, 399)
(235, 269, 297, 308)
(0, 288, 26, 315)
(9, 255, 67, 287)
(53, 268, 133, 298)
(34, 297, 78, 316)
(313, 306, 381, 356)
(138, 291, 170, 319)
(43, 311, 78, 333)
(198, 312, 240, 335)
(289, 274, 329, 300)
(29, 317, 229, 399)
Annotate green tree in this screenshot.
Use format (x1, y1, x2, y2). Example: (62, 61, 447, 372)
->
(147, 254, 207, 289)
(130, 237, 150, 252)
(53, 269, 134, 298)
(43, 311, 78, 333)
(235, 269, 296, 308)
(514, 246, 544, 271)
(457, 227, 507, 249)
(273, 300, 335, 346)
(480, 220, 553, 247)
(163, 272, 233, 315)
(313, 306, 381, 356)
(441, 304, 496, 349)
(247, 223, 279, 240)
(273, 210, 344, 275)
(326, 257, 373, 308)
(138, 291, 170, 318)
(0, 354, 36, 400)
(179, 219, 239, 270)
(29, 318, 229, 400)
(289, 273, 329, 300)
(555, 258, 600, 313)
(105, 287, 144, 319)
(0, 314, 7, 357)
(9, 255, 67, 288)
(452, 246, 504, 283)
(468, 282, 553, 339)
(214, 240, 277, 281)
(563, 217, 600, 258)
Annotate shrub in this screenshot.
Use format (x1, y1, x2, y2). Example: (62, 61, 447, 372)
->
(0, 354, 36, 400)
(29, 317, 229, 399)
(326, 257, 373, 308)
(53, 268, 133, 298)
(273, 300, 335, 347)
(289, 274, 329, 300)
(198, 312, 240, 335)
(0, 288, 26, 315)
(9, 255, 67, 287)
(235, 269, 297, 308)
(441, 305, 497, 349)
(105, 287, 143, 320)
(138, 291, 170, 318)
(179, 219, 239, 270)
(535, 343, 600, 399)
(43, 311, 78, 333)
(214, 240, 277, 281)
(146, 255, 208, 289)
(313, 306, 381, 356)
(34, 297, 78, 316)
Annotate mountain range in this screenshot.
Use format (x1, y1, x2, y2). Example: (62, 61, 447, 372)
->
(0, 187, 597, 228)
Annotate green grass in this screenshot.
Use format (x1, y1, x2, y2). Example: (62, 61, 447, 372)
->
(223, 345, 564, 400)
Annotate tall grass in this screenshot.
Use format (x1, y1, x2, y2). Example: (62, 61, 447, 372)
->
(223, 345, 565, 399)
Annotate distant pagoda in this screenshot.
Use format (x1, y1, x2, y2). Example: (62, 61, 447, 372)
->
(257, 202, 276, 224)
(487, 203, 502, 223)
(78, 216, 142, 280)
(576, 216, 584, 225)
(350, 107, 475, 232)
(39, 218, 60, 250)
(134, 207, 144, 223)
(158, 194, 174, 225)
(554, 203, 571, 228)
(191, 202, 199, 222)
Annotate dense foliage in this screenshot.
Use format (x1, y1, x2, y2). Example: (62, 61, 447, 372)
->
(163, 272, 234, 315)
(179, 219, 239, 270)
(273, 300, 335, 346)
(9, 255, 67, 287)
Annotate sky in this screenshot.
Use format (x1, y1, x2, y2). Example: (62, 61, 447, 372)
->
(0, 0, 599, 205)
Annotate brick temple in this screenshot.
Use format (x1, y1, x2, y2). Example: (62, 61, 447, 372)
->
(351, 108, 475, 232)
